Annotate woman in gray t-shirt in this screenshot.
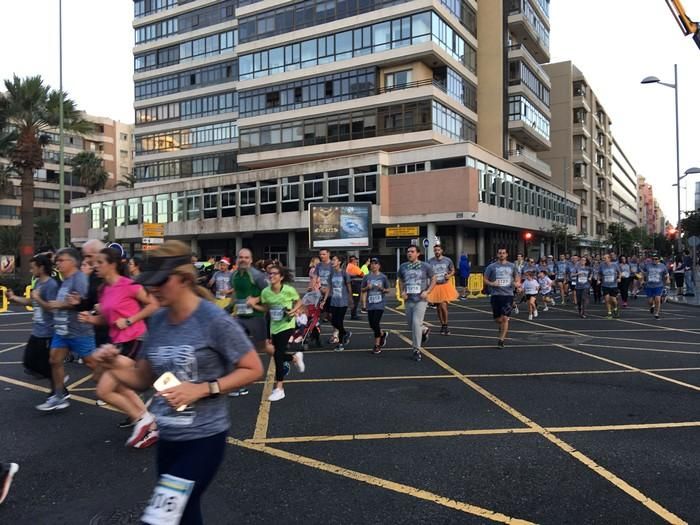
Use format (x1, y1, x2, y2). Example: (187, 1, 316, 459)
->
(93, 241, 263, 525)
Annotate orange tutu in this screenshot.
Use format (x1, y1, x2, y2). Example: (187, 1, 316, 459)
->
(428, 282, 459, 303)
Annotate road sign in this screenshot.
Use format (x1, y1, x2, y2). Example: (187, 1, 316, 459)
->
(422, 238, 429, 249)
(142, 237, 165, 245)
(688, 235, 700, 247)
(386, 238, 414, 248)
(386, 226, 419, 237)
(143, 223, 165, 237)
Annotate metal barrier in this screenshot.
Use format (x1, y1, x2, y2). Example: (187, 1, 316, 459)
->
(0, 286, 8, 313)
(25, 285, 33, 311)
(466, 273, 486, 298)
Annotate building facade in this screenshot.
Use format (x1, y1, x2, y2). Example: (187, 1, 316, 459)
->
(611, 138, 640, 230)
(539, 61, 617, 244)
(72, 0, 576, 269)
(0, 113, 133, 229)
(638, 176, 658, 236)
(695, 180, 700, 212)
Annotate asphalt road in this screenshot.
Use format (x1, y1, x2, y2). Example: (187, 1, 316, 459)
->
(1, 296, 699, 524)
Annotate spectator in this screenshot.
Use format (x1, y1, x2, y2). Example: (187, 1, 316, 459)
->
(458, 252, 471, 299)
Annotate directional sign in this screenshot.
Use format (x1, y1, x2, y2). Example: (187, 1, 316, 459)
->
(422, 238, 430, 249)
(142, 237, 165, 245)
(386, 226, 419, 237)
(688, 235, 700, 247)
(143, 223, 165, 238)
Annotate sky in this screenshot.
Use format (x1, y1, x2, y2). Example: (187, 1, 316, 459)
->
(0, 0, 698, 222)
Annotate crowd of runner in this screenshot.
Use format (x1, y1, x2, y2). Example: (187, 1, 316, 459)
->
(2, 239, 692, 521)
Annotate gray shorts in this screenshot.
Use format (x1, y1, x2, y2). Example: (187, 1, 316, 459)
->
(237, 316, 268, 346)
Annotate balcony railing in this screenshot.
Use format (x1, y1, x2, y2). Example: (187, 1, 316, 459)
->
(376, 78, 446, 96)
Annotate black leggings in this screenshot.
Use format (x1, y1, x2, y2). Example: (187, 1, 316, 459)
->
(367, 309, 384, 338)
(330, 306, 347, 341)
(271, 329, 295, 382)
(592, 279, 602, 302)
(155, 431, 227, 525)
(576, 288, 588, 312)
(619, 277, 632, 302)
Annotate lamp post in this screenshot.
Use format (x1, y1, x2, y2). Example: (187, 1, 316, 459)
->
(58, 0, 65, 248)
(641, 65, 681, 252)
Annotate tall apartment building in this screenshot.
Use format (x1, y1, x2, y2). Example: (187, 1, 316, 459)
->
(695, 180, 700, 212)
(72, 0, 577, 270)
(0, 113, 133, 229)
(638, 176, 657, 235)
(540, 61, 622, 244)
(611, 138, 640, 230)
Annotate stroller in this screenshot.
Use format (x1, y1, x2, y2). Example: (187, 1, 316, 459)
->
(288, 290, 323, 351)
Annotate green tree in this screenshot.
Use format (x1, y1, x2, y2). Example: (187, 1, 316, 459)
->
(606, 223, 635, 255)
(71, 151, 108, 194)
(34, 213, 60, 251)
(0, 75, 91, 276)
(117, 170, 137, 189)
(680, 210, 700, 239)
(548, 223, 580, 255)
(0, 226, 21, 260)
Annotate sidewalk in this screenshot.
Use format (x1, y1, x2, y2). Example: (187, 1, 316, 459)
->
(666, 270, 699, 307)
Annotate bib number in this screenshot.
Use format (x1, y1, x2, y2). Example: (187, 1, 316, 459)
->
(33, 306, 44, 324)
(141, 474, 195, 525)
(236, 301, 252, 316)
(436, 273, 446, 284)
(55, 312, 68, 336)
(368, 294, 382, 304)
(270, 306, 285, 321)
(406, 284, 421, 294)
(571, 277, 578, 285)
(495, 278, 510, 287)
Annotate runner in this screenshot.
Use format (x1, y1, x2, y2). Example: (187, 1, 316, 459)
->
(642, 254, 670, 319)
(229, 248, 271, 397)
(92, 240, 263, 524)
(208, 257, 233, 308)
(591, 255, 602, 305)
(398, 245, 435, 361)
(672, 256, 685, 296)
(128, 256, 142, 278)
(321, 255, 353, 352)
(256, 263, 305, 401)
(315, 249, 334, 333)
(7, 254, 59, 394)
(522, 271, 539, 320)
(629, 255, 641, 299)
(599, 254, 621, 319)
(483, 247, 520, 348)
(361, 258, 390, 355)
(618, 255, 632, 307)
(569, 255, 580, 306)
(77, 239, 110, 347)
(537, 270, 554, 312)
(555, 254, 569, 305)
(427, 244, 459, 335)
(346, 255, 364, 320)
(78, 247, 160, 442)
(0, 462, 18, 505)
(574, 256, 593, 318)
(31, 248, 96, 411)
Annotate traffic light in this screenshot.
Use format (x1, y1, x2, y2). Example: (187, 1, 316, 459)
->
(524, 231, 533, 242)
(667, 227, 678, 240)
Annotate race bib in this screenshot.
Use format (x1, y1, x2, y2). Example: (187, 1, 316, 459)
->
(603, 275, 615, 284)
(648, 271, 660, 282)
(270, 306, 285, 321)
(141, 474, 195, 525)
(368, 294, 382, 304)
(236, 300, 252, 316)
(406, 284, 421, 294)
(332, 286, 343, 298)
(215, 290, 226, 300)
(33, 306, 44, 324)
(495, 278, 511, 287)
(54, 312, 68, 336)
(436, 273, 446, 284)
(571, 276, 578, 285)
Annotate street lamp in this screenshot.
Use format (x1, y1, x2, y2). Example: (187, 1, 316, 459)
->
(641, 65, 681, 252)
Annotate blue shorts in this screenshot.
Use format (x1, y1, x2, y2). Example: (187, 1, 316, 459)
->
(646, 286, 663, 298)
(50, 334, 96, 357)
(491, 295, 513, 319)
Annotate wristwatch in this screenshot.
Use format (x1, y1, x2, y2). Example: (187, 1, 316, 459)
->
(208, 381, 221, 397)
(125, 318, 133, 326)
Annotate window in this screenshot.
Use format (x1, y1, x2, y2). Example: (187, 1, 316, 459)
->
(259, 181, 277, 214)
(221, 186, 236, 217)
(156, 194, 169, 222)
(115, 200, 126, 227)
(142, 196, 155, 223)
(385, 69, 411, 89)
(203, 189, 218, 219)
(281, 176, 300, 212)
(239, 183, 256, 216)
(508, 95, 550, 140)
(303, 173, 324, 209)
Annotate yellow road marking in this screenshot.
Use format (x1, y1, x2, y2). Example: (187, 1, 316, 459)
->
(392, 332, 687, 524)
(0, 374, 120, 413)
(67, 372, 94, 390)
(555, 344, 700, 393)
(0, 343, 25, 355)
(250, 420, 700, 445)
(70, 387, 96, 392)
(253, 359, 276, 441)
(227, 437, 536, 524)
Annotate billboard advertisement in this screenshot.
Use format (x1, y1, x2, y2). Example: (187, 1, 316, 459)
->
(309, 203, 372, 249)
(0, 255, 15, 274)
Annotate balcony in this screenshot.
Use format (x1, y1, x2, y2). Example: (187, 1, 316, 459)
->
(508, 119, 551, 151)
(508, 1, 551, 63)
(508, 148, 552, 178)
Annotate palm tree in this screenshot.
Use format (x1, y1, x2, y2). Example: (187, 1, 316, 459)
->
(0, 75, 91, 275)
(71, 151, 109, 194)
(117, 170, 137, 189)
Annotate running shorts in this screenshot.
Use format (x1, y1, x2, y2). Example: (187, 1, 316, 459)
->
(491, 295, 513, 319)
(116, 339, 142, 359)
(50, 334, 96, 357)
(646, 286, 664, 298)
(602, 287, 618, 296)
(525, 294, 538, 300)
(237, 316, 268, 346)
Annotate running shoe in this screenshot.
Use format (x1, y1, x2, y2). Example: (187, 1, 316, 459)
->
(0, 463, 19, 505)
(294, 352, 305, 373)
(342, 331, 353, 346)
(497, 339, 505, 349)
(379, 331, 389, 347)
(581, 313, 587, 319)
(371, 346, 382, 355)
(96, 400, 107, 407)
(606, 312, 613, 319)
(268, 388, 285, 401)
(513, 305, 520, 315)
(421, 327, 430, 344)
(334, 344, 345, 352)
(126, 413, 155, 448)
(533, 309, 538, 318)
(132, 429, 159, 449)
(118, 417, 135, 429)
(443, 325, 450, 336)
(36, 393, 70, 412)
(543, 306, 549, 312)
(649, 305, 655, 314)
(654, 314, 660, 320)
(613, 308, 620, 319)
(412, 349, 423, 362)
(528, 314, 533, 320)
(228, 388, 250, 397)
